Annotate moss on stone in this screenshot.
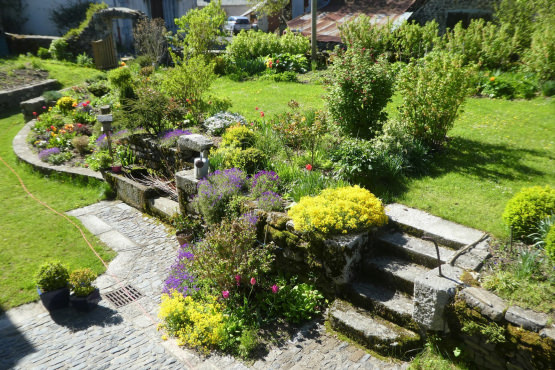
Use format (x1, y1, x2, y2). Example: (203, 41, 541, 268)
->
(460, 271, 479, 287)
(265, 225, 300, 250)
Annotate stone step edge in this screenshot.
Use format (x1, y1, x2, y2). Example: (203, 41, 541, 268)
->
(385, 203, 488, 250)
(375, 231, 489, 272)
(328, 299, 421, 359)
(362, 255, 430, 295)
(346, 281, 418, 332)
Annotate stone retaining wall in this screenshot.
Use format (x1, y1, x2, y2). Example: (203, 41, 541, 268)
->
(447, 287, 554, 369)
(1, 79, 59, 112)
(4, 33, 60, 55)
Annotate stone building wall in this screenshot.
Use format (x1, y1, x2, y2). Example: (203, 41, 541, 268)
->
(410, 0, 496, 32)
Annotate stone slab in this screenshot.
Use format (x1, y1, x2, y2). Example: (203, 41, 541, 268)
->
(97, 229, 137, 252)
(177, 134, 213, 153)
(323, 231, 368, 285)
(505, 306, 549, 332)
(77, 214, 113, 235)
(539, 327, 555, 343)
(386, 203, 485, 249)
(459, 287, 508, 322)
(175, 169, 199, 195)
(413, 264, 464, 331)
(148, 197, 180, 219)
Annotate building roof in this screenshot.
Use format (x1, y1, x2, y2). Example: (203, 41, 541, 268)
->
(287, 0, 418, 43)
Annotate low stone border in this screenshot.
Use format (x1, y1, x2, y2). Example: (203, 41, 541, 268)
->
(0, 79, 59, 112)
(12, 119, 103, 181)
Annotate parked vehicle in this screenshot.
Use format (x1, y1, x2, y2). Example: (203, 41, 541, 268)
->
(224, 16, 251, 35)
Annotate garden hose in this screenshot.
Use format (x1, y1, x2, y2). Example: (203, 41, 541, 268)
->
(0, 157, 160, 327)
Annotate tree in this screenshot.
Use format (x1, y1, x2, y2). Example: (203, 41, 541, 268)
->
(133, 17, 168, 65)
(174, 0, 226, 59)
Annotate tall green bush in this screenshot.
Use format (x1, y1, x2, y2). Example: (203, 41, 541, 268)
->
(397, 51, 476, 148)
(522, 15, 555, 81)
(325, 49, 394, 139)
(226, 29, 310, 60)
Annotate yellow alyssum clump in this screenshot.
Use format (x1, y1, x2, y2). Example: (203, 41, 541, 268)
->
(56, 96, 77, 113)
(158, 291, 225, 352)
(288, 185, 387, 235)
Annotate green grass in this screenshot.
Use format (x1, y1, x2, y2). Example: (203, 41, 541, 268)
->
(0, 59, 111, 310)
(213, 76, 555, 239)
(211, 76, 326, 121)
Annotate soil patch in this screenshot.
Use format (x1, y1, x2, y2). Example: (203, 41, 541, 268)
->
(0, 68, 49, 90)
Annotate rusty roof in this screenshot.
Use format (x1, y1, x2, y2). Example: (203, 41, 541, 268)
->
(287, 0, 419, 43)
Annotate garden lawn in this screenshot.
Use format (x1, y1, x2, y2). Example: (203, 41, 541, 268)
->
(211, 76, 325, 121)
(0, 60, 111, 310)
(214, 77, 555, 239)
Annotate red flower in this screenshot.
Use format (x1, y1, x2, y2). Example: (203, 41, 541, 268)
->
(305, 164, 312, 171)
(235, 274, 241, 286)
(260, 111, 265, 117)
(255, 107, 259, 110)
(271, 284, 279, 294)
(42, 106, 46, 109)
(250, 277, 256, 286)
(32, 112, 37, 116)
(222, 290, 230, 299)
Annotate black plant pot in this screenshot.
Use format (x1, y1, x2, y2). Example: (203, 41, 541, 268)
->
(70, 288, 101, 312)
(37, 286, 70, 311)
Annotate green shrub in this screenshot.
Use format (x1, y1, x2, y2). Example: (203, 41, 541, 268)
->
(522, 16, 555, 81)
(541, 80, 555, 96)
(441, 19, 515, 70)
(72, 135, 90, 155)
(392, 20, 439, 62)
(221, 125, 255, 149)
(264, 71, 298, 82)
(502, 186, 555, 240)
(339, 16, 395, 58)
(50, 0, 93, 35)
(480, 72, 538, 100)
(76, 52, 94, 67)
(139, 65, 154, 77)
(35, 261, 69, 292)
(87, 81, 110, 97)
(107, 67, 135, 101)
(397, 51, 476, 148)
(545, 226, 555, 261)
(326, 49, 393, 139)
(278, 29, 311, 55)
(231, 148, 267, 174)
(226, 29, 309, 61)
(288, 185, 387, 235)
(42, 90, 63, 103)
(56, 96, 77, 113)
(49, 38, 71, 61)
(37, 47, 50, 59)
(69, 268, 97, 297)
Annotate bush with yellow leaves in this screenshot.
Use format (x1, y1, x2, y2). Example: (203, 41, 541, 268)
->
(158, 291, 225, 353)
(288, 185, 387, 235)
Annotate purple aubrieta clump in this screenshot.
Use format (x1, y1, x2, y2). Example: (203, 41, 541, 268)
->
(250, 170, 280, 197)
(95, 130, 130, 149)
(240, 211, 259, 225)
(195, 168, 246, 206)
(256, 191, 283, 212)
(163, 243, 197, 296)
(159, 129, 191, 142)
(38, 147, 61, 162)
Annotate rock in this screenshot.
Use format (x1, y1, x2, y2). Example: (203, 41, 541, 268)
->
(539, 326, 555, 344)
(459, 287, 508, 322)
(266, 212, 290, 230)
(177, 134, 213, 154)
(20, 96, 46, 122)
(413, 264, 464, 331)
(175, 169, 199, 196)
(505, 306, 549, 332)
(322, 232, 368, 286)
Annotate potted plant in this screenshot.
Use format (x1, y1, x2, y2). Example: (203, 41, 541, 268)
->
(172, 214, 204, 246)
(69, 268, 101, 312)
(35, 261, 70, 311)
(111, 159, 122, 174)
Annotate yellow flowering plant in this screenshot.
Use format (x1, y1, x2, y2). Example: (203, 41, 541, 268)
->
(158, 291, 225, 353)
(55, 96, 78, 113)
(288, 185, 387, 235)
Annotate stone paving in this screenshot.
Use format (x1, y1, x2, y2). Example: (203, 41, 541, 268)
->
(0, 200, 407, 369)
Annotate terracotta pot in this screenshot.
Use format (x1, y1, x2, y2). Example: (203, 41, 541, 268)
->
(111, 165, 122, 174)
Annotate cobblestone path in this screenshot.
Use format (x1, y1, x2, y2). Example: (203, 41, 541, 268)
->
(0, 201, 407, 369)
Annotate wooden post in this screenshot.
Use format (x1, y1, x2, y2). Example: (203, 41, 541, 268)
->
(311, 0, 317, 63)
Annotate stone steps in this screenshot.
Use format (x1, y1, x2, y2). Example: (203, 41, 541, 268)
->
(362, 255, 429, 295)
(347, 281, 417, 331)
(329, 299, 421, 359)
(385, 203, 486, 249)
(376, 231, 454, 269)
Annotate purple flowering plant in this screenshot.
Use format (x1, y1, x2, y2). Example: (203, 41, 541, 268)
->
(159, 129, 191, 147)
(38, 147, 61, 162)
(256, 191, 283, 212)
(250, 170, 280, 197)
(193, 168, 247, 224)
(163, 243, 197, 296)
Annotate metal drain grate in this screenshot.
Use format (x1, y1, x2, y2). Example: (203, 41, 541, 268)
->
(104, 285, 143, 308)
